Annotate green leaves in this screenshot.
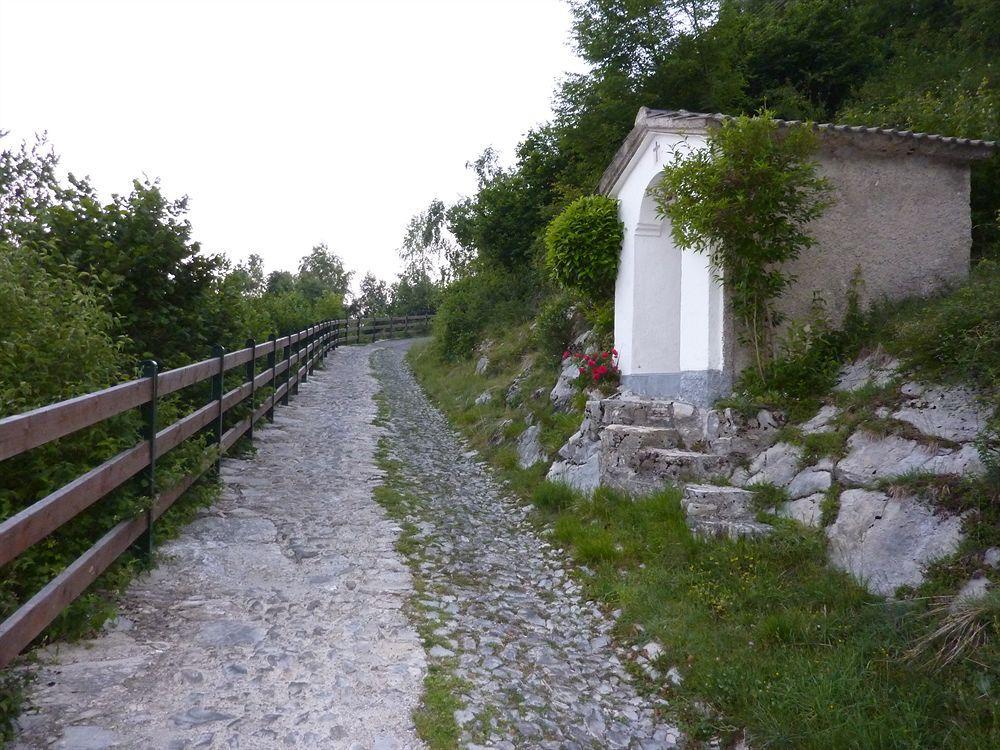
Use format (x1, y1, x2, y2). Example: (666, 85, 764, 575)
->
(544, 194, 623, 303)
(656, 112, 831, 375)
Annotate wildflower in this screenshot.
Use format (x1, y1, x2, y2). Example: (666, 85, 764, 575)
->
(562, 350, 571, 360)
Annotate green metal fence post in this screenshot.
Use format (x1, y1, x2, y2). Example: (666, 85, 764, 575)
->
(281, 333, 291, 406)
(266, 333, 277, 422)
(292, 331, 301, 396)
(302, 327, 310, 384)
(138, 359, 158, 564)
(310, 324, 317, 374)
(245, 338, 256, 442)
(211, 345, 225, 470)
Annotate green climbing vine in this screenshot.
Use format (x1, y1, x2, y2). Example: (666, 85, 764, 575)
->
(654, 112, 832, 376)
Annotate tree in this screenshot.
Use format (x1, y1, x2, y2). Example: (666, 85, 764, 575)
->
(355, 272, 389, 318)
(230, 253, 265, 297)
(266, 270, 296, 295)
(297, 243, 352, 302)
(0, 132, 60, 245)
(400, 199, 469, 282)
(390, 266, 438, 316)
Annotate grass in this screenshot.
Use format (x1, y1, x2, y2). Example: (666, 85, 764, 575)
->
(413, 666, 466, 749)
(407, 320, 1000, 748)
(539, 482, 999, 748)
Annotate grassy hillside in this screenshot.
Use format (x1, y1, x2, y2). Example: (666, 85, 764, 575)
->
(408, 265, 1000, 748)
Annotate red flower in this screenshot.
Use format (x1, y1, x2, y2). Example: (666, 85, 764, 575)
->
(562, 350, 570, 360)
(578, 366, 586, 374)
(612, 348, 618, 356)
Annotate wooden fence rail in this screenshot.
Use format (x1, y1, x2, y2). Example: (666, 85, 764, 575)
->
(0, 313, 432, 667)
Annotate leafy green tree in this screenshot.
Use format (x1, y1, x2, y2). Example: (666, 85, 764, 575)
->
(0, 133, 60, 244)
(266, 269, 296, 295)
(400, 199, 471, 282)
(297, 243, 352, 302)
(230, 253, 265, 297)
(390, 266, 439, 316)
(355, 272, 390, 318)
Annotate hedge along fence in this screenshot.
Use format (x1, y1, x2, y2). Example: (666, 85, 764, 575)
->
(0, 313, 431, 668)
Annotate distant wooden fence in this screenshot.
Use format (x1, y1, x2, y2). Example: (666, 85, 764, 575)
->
(0, 313, 431, 667)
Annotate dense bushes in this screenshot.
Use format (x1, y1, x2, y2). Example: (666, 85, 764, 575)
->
(0, 245, 127, 415)
(534, 291, 577, 358)
(431, 267, 534, 361)
(544, 195, 622, 302)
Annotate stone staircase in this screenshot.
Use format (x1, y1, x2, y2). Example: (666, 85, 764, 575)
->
(549, 394, 782, 536)
(591, 397, 775, 493)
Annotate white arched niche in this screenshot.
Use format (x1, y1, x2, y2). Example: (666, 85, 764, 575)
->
(611, 133, 726, 406)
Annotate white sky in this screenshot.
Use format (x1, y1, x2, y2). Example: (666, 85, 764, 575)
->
(0, 0, 586, 286)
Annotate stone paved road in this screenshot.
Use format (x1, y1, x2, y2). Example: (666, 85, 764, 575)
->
(13, 343, 426, 750)
(372, 341, 680, 749)
(13, 340, 680, 750)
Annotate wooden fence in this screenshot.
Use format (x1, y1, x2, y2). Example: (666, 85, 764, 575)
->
(0, 313, 431, 668)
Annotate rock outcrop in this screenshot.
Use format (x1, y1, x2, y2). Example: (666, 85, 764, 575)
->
(516, 424, 546, 469)
(826, 489, 964, 596)
(836, 432, 985, 485)
(545, 350, 989, 598)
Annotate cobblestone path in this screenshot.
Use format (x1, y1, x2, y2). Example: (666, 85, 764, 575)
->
(14, 343, 426, 750)
(14, 340, 680, 750)
(373, 342, 680, 749)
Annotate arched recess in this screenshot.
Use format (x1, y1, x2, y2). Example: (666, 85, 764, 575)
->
(617, 170, 726, 403)
(629, 171, 681, 375)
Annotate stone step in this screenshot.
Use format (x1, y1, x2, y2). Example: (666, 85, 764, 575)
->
(682, 484, 755, 518)
(687, 517, 774, 541)
(634, 448, 732, 482)
(597, 398, 679, 430)
(600, 424, 683, 452)
(681, 483, 773, 540)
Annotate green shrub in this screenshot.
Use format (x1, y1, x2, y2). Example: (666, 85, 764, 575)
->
(534, 291, 577, 357)
(431, 267, 533, 361)
(723, 289, 870, 419)
(544, 195, 623, 302)
(889, 259, 1000, 397)
(584, 299, 615, 347)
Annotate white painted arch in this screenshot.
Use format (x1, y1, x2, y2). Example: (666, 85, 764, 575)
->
(610, 131, 726, 405)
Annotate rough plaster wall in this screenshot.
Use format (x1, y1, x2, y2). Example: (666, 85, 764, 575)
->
(781, 147, 971, 328)
(729, 147, 973, 377)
